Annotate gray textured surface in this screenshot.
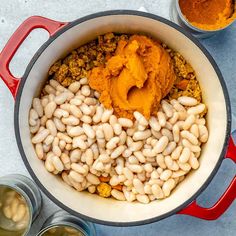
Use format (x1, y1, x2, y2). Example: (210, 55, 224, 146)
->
(0, 1, 235, 235)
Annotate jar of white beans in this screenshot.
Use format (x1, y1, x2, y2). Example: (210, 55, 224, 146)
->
(36, 210, 96, 236)
(0, 174, 42, 235)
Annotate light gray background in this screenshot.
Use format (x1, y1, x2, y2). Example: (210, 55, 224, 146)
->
(0, 0, 235, 235)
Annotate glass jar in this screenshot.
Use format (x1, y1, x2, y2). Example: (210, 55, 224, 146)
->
(0, 174, 42, 235)
(37, 210, 96, 236)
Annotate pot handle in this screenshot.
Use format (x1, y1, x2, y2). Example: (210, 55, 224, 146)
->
(0, 16, 66, 99)
(178, 134, 236, 220)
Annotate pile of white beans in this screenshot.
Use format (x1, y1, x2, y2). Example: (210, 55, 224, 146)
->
(0, 190, 29, 230)
(29, 78, 208, 204)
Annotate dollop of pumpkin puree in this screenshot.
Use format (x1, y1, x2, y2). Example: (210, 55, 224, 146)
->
(88, 35, 176, 119)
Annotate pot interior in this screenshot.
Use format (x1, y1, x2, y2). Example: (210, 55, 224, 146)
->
(16, 12, 229, 224)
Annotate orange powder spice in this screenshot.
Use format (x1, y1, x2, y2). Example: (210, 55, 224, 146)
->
(179, 0, 236, 30)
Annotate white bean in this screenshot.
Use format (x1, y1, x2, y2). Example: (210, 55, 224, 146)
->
(33, 98, 43, 117)
(68, 81, 80, 93)
(111, 189, 125, 201)
(190, 124, 199, 138)
(35, 143, 44, 159)
(128, 164, 143, 173)
(189, 154, 200, 169)
(32, 129, 50, 144)
(72, 137, 87, 150)
(178, 96, 198, 106)
(157, 111, 166, 127)
(113, 123, 122, 135)
(153, 136, 169, 153)
(181, 130, 198, 145)
(156, 154, 167, 169)
(136, 194, 149, 204)
(187, 104, 206, 115)
(44, 101, 57, 118)
(102, 123, 114, 141)
(161, 128, 173, 141)
(81, 85, 90, 97)
(62, 115, 80, 126)
(86, 173, 100, 185)
(69, 105, 82, 118)
(160, 169, 172, 181)
(133, 130, 151, 141)
(162, 178, 175, 197)
(134, 111, 148, 126)
(69, 170, 84, 183)
(152, 184, 164, 199)
(198, 124, 209, 143)
(106, 137, 120, 149)
(111, 146, 126, 159)
(133, 178, 145, 194)
(52, 155, 64, 172)
(54, 92, 68, 105)
(163, 142, 176, 156)
(101, 109, 113, 123)
(118, 118, 133, 128)
(93, 106, 103, 123)
(80, 115, 92, 124)
(161, 100, 173, 118)
(182, 139, 201, 153)
(46, 120, 57, 136)
(183, 115, 196, 130)
(83, 124, 95, 139)
(169, 112, 179, 124)
(179, 147, 191, 163)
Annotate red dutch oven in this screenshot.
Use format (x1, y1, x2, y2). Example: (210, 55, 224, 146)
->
(0, 11, 235, 226)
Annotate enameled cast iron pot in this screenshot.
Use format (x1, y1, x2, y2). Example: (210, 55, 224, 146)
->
(0, 10, 235, 226)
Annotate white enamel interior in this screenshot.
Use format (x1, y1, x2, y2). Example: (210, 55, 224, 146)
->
(17, 14, 227, 223)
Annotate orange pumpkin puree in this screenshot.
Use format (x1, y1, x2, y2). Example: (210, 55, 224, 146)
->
(88, 35, 176, 119)
(179, 0, 236, 31)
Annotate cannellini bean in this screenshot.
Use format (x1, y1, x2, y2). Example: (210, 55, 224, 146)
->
(162, 178, 175, 197)
(160, 169, 172, 181)
(134, 111, 148, 126)
(86, 173, 100, 185)
(44, 101, 57, 118)
(80, 103, 91, 115)
(178, 96, 198, 106)
(54, 108, 69, 118)
(142, 149, 156, 157)
(61, 172, 72, 186)
(122, 148, 132, 158)
(72, 137, 87, 150)
(106, 137, 120, 149)
(198, 124, 209, 143)
(136, 194, 149, 204)
(172, 170, 186, 178)
(129, 141, 143, 152)
(71, 163, 87, 175)
(161, 100, 173, 118)
(156, 154, 166, 169)
(70, 149, 81, 163)
(102, 123, 114, 141)
(171, 146, 183, 160)
(190, 124, 199, 138)
(157, 111, 166, 127)
(133, 151, 145, 163)
(69, 105, 82, 118)
(69, 97, 82, 106)
(152, 184, 164, 199)
(44, 135, 54, 145)
(54, 92, 68, 105)
(187, 104, 206, 115)
(178, 161, 191, 172)
(81, 85, 90, 96)
(149, 117, 161, 131)
(61, 153, 70, 170)
(62, 115, 79, 125)
(101, 109, 113, 123)
(35, 143, 44, 159)
(127, 128, 136, 136)
(161, 128, 173, 141)
(111, 145, 126, 159)
(32, 98, 43, 117)
(53, 118, 65, 132)
(111, 189, 125, 201)
(144, 163, 153, 173)
(163, 142, 176, 156)
(123, 167, 134, 180)
(179, 147, 191, 163)
(119, 131, 127, 145)
(32, 129, 50, 144)
(52, 155, 64, 172)
(57, 132, 72, 143)
(196, 118, 206, 125)
(113, 123, 122, 135)
(69, 170, 84, 183)
(133, 130, 151, 141)
(118, 118, 133, 128)
(183, 115, 195, 130)
(182, 139, 201, 153)
(169, 112, 179, 124)
(49, 79, 60, 88)
(123, 189, 136, 202)
(93, 106, 103, 123)
(133, 178, 145, 194)
(88, 185, 96, 194)
(128, 164, 143, 173)
(189, 155, 200, 169)
(83, 124, 95, 139)
(172, 124, 180, 143)
(46, 120, 57, 136)
(68, 81, 80, 93)
(181, 130, 198, 145)
(153, 136, 169, 153)
(81, 115, 92, 124)
(44, 85, 56, 95)
(67, 126, 84, 137)
(80, 77, 88, 85)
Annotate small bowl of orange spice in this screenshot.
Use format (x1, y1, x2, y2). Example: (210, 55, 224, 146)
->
(171, 0, 236, 38)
